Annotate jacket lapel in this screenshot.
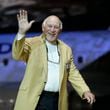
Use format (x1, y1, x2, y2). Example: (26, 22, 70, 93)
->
(58, 41, 66, 90)
(40, 34, 48, 80)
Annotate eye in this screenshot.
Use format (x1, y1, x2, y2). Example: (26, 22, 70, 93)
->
(48, 24, 52, 28)
(47, 24, 60, 29)
(54, 26, 59, 29)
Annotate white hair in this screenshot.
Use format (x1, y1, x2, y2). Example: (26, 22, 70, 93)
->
(42, 15, 63, 30)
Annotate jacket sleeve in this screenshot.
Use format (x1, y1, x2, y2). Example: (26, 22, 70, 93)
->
(68, 48, 90, 98)
(12, 36, 31, 62)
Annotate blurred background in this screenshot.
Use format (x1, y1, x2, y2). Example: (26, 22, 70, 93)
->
(0, 0, 110, 110)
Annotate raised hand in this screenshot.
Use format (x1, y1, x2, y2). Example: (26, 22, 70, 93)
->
(17, 10, 35, 35)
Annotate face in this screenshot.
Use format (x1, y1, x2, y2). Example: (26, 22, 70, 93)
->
(42, 16, 61, 44)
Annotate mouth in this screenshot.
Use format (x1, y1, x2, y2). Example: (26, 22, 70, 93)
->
(47, 33, 56, 37)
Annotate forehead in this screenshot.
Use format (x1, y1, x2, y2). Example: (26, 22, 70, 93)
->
(46, 16, 60, 26)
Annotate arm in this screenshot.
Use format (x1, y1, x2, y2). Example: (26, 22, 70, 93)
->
(68, 48, 95, 104)
(12, 36, 30, 62)
(12, 10, 35, 62)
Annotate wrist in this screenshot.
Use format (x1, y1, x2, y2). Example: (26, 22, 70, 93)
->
(17, 32, 25, 36)
(16, 33, 25, 40)
(18, 29, 26, 35)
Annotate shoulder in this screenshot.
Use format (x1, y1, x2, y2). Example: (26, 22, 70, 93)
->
(25, 35, 43, 46)
(58, 39, 72, 51)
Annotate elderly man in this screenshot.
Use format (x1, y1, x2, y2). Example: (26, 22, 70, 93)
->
(12, 10, 95, 110)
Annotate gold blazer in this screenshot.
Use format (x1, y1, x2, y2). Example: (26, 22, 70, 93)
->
(12, 34, 90, 110)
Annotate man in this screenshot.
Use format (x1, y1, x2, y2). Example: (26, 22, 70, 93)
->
(12, 10, 95, 110)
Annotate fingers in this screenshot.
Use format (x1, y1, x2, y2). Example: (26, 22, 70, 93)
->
(83, 92, 96, 105)
(85, 94, 96, 105)
(17, 10, 28, 21)
(16, 9, 35, 34)
(90, 94, 96, 104)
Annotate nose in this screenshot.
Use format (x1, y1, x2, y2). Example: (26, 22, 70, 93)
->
(50, 26, 56, 32)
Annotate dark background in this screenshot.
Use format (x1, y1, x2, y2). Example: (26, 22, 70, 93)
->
(0, 0, 110, 110)
(0, 0, 110, 33)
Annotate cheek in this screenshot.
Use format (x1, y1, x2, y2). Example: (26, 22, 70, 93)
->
(56, 30, 61, 34)
(42, 27, 49, 33)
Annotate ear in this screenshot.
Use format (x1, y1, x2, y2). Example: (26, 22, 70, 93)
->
(42, 25, 44, 32)
(59, 29, 62, 33)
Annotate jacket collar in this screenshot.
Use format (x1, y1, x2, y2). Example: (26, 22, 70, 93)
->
(40, 33, 62, 46)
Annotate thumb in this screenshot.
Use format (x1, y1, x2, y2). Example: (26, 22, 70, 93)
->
(29, 20, 35, 26)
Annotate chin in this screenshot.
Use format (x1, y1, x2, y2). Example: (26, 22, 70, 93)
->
(48, 38, 56, 41)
